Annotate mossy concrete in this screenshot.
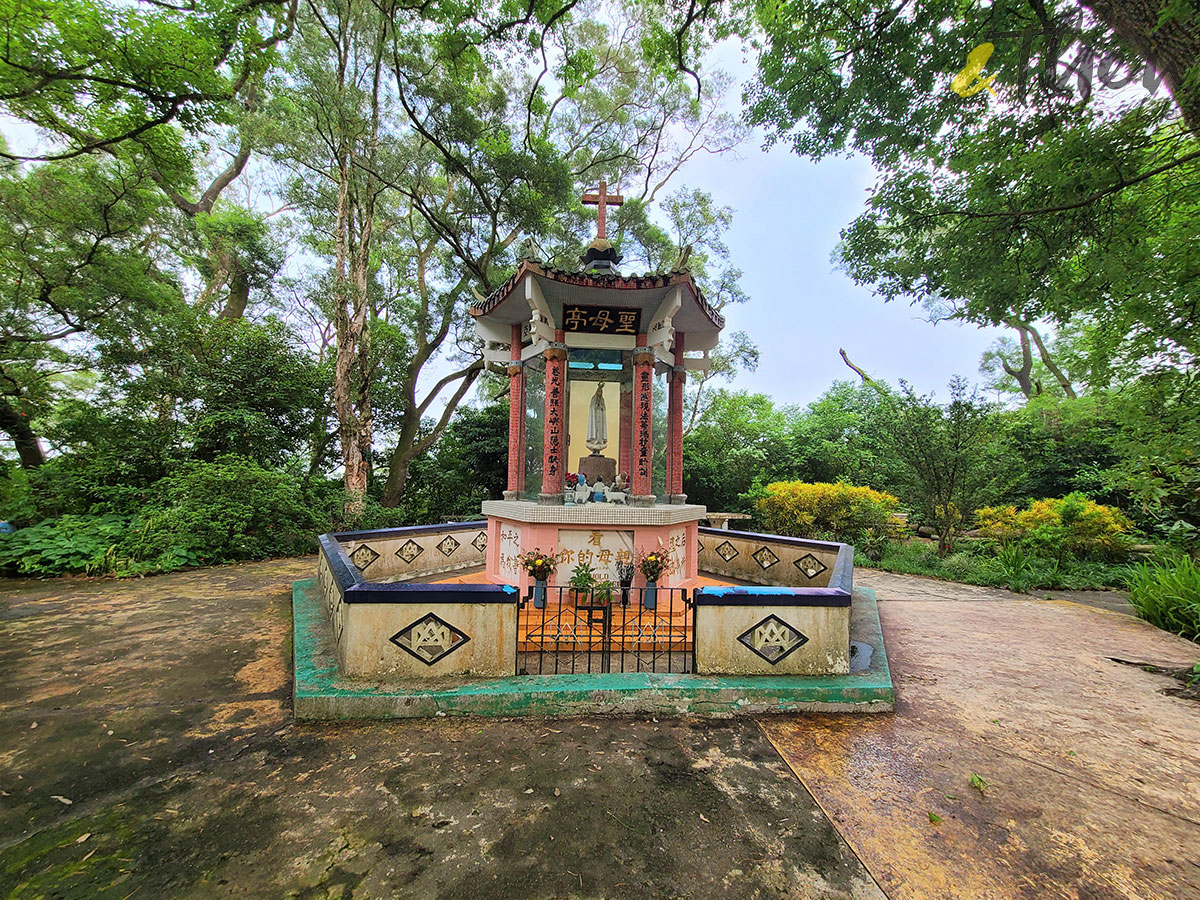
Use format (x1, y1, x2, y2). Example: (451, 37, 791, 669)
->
(292, 578, 893, 719)
(0, 559, 885, 898)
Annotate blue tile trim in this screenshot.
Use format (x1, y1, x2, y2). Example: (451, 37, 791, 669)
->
(692, 586, 852, 607)
(697, 526, 843, 552)
(345, 582, 519, 605)
(318, 533, 365, 591)
(332, 521, 487, 541)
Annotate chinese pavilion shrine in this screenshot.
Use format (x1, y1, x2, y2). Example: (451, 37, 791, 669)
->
(471, 181, 725, 590)
(304, 181, 882, 710)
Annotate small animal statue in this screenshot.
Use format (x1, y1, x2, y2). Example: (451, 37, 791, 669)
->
(607, 471, 628, 504)
(574, 477, 591, 505)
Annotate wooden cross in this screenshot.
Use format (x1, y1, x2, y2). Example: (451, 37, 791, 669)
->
(581, 179, 624, 240)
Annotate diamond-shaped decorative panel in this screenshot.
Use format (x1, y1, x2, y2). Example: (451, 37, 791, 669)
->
(396, 539, 423, 564)
(472, 531, 488, 553)
(697, 540, 705, 555)
(349, 544, 379, 571)
(737, 615, 809, 665)
(715, 540, 739, 562)
(752, 546, 780, 570)
(390, 613, 470, 666)
(437, 535, 460, 557)
(794, 553, 828, 580)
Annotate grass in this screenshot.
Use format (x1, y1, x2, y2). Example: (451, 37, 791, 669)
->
(855, 539, 1130, 592)
(1126, 556, 1200, 641)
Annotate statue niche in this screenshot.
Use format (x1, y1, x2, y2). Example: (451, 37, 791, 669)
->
(578, 381, 616, 485)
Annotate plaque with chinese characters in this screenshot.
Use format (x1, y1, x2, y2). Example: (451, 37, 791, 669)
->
(562, 304, 640, 335)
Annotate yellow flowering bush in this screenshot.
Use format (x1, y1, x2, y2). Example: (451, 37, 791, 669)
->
(975, 493, 1133, 561)
(754, 481, 901, 543)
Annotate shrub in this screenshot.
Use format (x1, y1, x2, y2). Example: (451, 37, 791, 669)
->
(1126, 557, 1200, 641)
(0, 514, 131, 575)
(976, 493, 1133, 561)
(0, 463, 38, 524)
(856, 538, 1129, 590)
(120, 455, 320, 571)
(755, 481, 900, 544)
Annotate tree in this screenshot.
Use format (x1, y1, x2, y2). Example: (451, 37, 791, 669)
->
(682, 390, 795, 511)
(980, 321, 1082, 400)
(0, 154, 181, 467)
(0, 0, 296, 165)
(877, 378, 1006, 553)
(788, 381, 907, 490)
(274, 1, 746, 513)
(1105, 369, 1200, 553)
(746, 0, 1199, 383)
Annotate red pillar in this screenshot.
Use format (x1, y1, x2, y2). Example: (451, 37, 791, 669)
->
(540, 330, 568, 502)
(506, 324, 524, 497)
(631, 335, 655, 501)
(618, 383, 632, 479)
(668, 334, 686, 503)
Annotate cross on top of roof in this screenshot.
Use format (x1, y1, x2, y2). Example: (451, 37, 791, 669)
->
(580, 179, 624, 240)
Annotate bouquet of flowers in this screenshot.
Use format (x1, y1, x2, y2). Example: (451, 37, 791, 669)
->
(516, 548, 560, 582)
(636, 546, 675, 582)
(565, 473, 578, 487)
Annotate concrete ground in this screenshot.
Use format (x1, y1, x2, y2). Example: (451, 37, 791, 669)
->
(1, 559, 1196, 899)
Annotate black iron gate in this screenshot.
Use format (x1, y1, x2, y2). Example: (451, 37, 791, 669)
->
(516, 585, 694, 674)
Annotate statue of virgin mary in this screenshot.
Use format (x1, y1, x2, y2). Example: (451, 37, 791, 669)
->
(585, 382, 608, 454)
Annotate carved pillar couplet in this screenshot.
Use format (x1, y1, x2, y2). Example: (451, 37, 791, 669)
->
(631, 335, 656, 502)
(668, 334, 686, 504)
(506, 324, 524, 497)
(618, 380, 633, 480)
(539, 332, 569, 503)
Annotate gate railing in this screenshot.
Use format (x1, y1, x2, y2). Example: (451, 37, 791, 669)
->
(516, 585, 693, 675)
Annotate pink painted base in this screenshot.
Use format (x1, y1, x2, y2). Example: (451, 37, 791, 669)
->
(486, 515, 700, 594)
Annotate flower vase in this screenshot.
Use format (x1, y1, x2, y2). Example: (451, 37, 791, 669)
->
(533, 578, 547, 609)
(643, 580, 658, 610)
(619, 577, 632, 607)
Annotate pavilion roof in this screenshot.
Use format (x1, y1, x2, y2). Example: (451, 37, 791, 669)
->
(469, 259, 725, 332)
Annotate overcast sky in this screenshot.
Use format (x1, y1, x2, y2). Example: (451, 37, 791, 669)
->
(679, 138, 1007, 409)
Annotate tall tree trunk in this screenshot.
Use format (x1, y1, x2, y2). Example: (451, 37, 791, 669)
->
(0, 398, 45, 468)
(1079, 0, 1200, 136)
(331, 168, 372, 520)
(217, 254, 251, 320)
(1025, 321, 1078, 399)
(382, 453, 412, 508)
(1002, 325, 1037, 398)
(379, 361, 483, 507)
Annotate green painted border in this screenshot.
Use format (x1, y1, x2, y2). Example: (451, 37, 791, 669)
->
(292, 578, 893, 719)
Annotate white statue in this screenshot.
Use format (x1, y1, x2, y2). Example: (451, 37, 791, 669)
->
(592, 479, 607, 503)
(608, 471, 628, 504)
(585, 382, 608, 453)
(574, 478, 591, 505)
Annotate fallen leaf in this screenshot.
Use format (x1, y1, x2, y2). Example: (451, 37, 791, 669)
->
(75, 833, 91, 843)
(928, 812, 943, 824)
(969, 773, 988, 795)
(51, 795, 73, 805)
(699, 814, 710, 823)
